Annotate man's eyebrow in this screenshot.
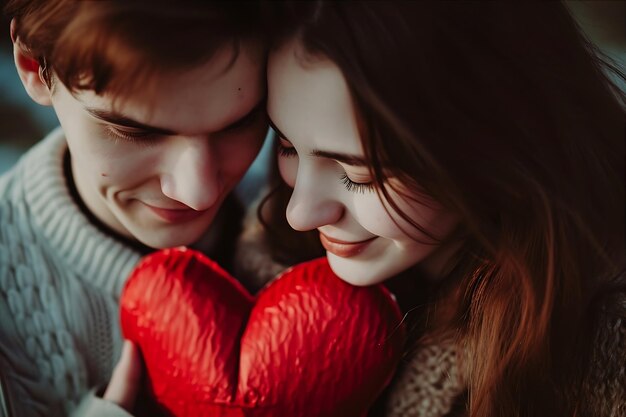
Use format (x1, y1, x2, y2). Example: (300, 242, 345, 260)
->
(85, 98, 266, 136)
(268, 116, 367, 167)
(85, 108, 177, 135)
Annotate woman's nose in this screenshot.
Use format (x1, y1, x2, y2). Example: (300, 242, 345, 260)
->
(285, 168, 344, 231)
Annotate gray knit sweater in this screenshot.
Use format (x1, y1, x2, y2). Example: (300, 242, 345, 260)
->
(0, 128, 143, 416)
(0, 127, 238, 417)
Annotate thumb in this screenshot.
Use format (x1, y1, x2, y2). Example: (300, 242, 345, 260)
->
(103, 340, 142, 411)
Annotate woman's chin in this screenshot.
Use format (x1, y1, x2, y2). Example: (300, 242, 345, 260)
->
(327, 254, 396, 287)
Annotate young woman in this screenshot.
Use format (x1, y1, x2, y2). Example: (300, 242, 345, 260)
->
(260, 2, 625, 416)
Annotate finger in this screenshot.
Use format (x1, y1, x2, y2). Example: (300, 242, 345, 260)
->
(103, 340, 142, 411)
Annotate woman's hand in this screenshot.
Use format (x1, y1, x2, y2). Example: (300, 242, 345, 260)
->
(103, 340, 142, 412)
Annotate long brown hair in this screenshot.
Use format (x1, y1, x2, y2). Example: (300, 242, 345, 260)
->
(264, 2, 625, 416)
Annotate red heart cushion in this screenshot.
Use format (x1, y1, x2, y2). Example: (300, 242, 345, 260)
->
(121, 247, 406, 417)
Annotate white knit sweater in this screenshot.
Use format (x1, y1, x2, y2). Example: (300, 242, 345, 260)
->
(0, 128, 144, 416)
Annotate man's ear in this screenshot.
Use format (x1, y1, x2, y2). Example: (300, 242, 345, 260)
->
(11, 19, 53, 106)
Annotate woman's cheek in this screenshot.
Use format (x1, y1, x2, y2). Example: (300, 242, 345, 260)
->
(352, 194, 407, 239)
(278, 156, 298, 188)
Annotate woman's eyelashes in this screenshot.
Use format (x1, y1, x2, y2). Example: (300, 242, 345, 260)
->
(340, 173, 375, 193)
(277, 139, 375, 193)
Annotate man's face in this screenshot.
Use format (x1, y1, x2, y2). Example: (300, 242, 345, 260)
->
(50, 43, 267, 248)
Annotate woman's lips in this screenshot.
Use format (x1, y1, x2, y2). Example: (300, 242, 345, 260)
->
(143, 203, 207, 223)
(319, 232, 376, 258)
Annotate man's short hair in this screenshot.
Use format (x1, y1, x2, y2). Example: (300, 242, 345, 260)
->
(6, 0, 266, 96)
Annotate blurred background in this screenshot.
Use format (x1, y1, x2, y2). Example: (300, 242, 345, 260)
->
(0, 0, 58, 173)
(0, 1, 624, 182)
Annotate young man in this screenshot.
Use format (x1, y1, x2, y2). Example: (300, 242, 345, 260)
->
(0, 1, 268, 416)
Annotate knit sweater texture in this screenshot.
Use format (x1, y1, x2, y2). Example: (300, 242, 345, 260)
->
(0, 128, 142, 416)
(0, 128, 240, 417)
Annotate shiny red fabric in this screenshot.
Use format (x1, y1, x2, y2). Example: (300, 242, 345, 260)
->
(121, 248, 406, 417)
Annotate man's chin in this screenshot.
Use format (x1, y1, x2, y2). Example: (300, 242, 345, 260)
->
(127, 224, 208, 250)
(124, 211, 217, 249)
(134, 235, 201, 250)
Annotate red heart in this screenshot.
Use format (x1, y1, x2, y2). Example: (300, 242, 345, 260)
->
(121, 248, 406, 417)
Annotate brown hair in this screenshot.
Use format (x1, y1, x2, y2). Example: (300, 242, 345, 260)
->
(5, 0, 266, 96)
(264, 2, 625, 416)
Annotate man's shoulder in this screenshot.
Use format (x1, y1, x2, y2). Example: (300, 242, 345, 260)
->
(0, 127, 71, 269)
(0, 156, 26, 223)
(0, 127, 64, 209)
(0, 128, 66, 191)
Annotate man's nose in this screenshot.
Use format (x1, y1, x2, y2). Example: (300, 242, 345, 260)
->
(285, 164, 344, 231)
(160, 136, 220, 211)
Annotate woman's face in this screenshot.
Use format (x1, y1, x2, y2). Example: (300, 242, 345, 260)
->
(268, 41, 460, 286)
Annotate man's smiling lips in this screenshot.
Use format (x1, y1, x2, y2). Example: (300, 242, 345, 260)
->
(141, 202, 208, 223)
(319, 232, 376, 258)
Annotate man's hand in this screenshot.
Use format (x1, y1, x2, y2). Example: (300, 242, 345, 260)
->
(103, 340, 142, 412)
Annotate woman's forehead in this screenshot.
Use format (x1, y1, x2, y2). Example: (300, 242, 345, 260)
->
(268, 42, 363, 156)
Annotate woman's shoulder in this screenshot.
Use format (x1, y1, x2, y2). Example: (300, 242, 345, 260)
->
(383, 334, 465, 417)
(596, 269, 626, 315)
(581, 272, 626, 416)
(590, 269, 625, 360)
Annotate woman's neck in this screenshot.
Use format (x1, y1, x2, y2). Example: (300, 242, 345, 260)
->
(417, 236, 466, 282)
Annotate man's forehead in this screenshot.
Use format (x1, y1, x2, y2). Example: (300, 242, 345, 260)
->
(82, 95, 265, 137)
(80, 93, 265, 136)
(74, 45, 266, 134)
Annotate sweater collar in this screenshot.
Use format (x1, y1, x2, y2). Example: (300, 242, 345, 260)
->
(21, 127, 142, 298)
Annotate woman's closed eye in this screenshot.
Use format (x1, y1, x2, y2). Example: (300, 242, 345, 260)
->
(276, 134, 376, 193)
(340, 173, 375, 193)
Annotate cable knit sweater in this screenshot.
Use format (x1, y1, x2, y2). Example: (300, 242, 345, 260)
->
(0, 128, 240, 417)
(0, 128, 142, 417)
